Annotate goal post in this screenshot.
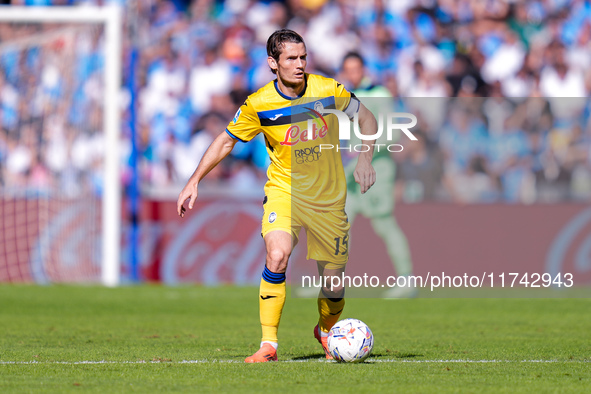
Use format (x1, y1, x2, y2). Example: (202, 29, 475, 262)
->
(0, 6, 123, 287)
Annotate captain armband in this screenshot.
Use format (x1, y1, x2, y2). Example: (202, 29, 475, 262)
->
(343, 93, 361, 121)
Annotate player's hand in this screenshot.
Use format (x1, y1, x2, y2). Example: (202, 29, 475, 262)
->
(353, 160, 376, 194)
(177, 181, 199, 218)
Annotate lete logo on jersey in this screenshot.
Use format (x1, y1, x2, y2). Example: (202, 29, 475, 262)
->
(280, 101, 328, 146)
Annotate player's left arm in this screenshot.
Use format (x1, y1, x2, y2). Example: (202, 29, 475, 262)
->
(353, 103, 377, 194)
(333, 78, 377, 193)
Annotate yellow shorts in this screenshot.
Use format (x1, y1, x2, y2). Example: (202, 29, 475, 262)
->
(261, 193, 350, 269)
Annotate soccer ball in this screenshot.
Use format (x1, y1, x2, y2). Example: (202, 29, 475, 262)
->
(327, 318, 374, 363)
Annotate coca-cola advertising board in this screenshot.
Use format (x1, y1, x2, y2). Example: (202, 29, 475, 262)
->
(1, 198, 590, 288)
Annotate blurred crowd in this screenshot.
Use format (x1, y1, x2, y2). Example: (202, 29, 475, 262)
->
(1, 0, 591, 203)
(0, 22, 105, 196)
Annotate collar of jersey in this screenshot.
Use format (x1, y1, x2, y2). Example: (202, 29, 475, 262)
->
(274, 74, 308, 100)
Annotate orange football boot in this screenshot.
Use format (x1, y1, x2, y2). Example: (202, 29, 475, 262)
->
(314, 324, 333, 360)
(244, 343, 278, 363)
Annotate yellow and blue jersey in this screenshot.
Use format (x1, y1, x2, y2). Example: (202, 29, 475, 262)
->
(226, 73, 359, 210)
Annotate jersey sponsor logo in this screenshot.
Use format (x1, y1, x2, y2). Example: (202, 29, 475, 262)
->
(281, 105, 329, 146)
(260, 295, 277, 300)
(232, 108, 242, 124)
(270, 113, 283, 121)
(281, 123, 327, 146)
(294, 145, 322, 164)
(268, 211, 277, 223)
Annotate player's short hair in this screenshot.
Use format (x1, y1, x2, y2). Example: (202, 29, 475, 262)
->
(267, 29, 305, 74)
(342, 51, 365, 68)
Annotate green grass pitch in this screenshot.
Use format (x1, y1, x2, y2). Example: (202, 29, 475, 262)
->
(0, 285, 590, 393)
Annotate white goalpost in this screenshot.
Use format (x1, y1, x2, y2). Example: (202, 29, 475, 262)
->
(0, 6, 122, 286)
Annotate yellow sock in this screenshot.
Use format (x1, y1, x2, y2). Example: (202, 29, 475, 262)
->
(259, 276, 286, 343)
(317, 294, 345, 333)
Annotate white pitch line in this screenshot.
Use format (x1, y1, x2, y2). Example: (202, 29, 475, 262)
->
(0, 359, 589, 365)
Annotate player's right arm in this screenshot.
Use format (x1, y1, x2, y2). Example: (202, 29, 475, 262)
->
(177, 98, 261, 217)
(177, 131, 237, 217)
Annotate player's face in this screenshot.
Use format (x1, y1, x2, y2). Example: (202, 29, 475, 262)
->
(342, 57, 364, 89)
(270, 42, 307, 87)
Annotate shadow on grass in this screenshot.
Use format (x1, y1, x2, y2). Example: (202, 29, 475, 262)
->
(290, 352, 423, 362)
(370, 352, 423, 359)
(291, 354, 327, 360)
(338, 352, 424, 365)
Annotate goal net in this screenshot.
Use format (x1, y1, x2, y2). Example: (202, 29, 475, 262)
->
(0, 7, 122, 286)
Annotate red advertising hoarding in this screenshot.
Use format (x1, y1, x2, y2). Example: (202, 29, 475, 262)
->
(1, 198, 590, 286)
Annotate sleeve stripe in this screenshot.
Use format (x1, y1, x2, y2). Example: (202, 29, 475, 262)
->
(225, 128, 247, 143)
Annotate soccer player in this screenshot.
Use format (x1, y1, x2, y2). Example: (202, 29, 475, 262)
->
(340, 52, 415, 298)
(177, 30, 377, 362)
